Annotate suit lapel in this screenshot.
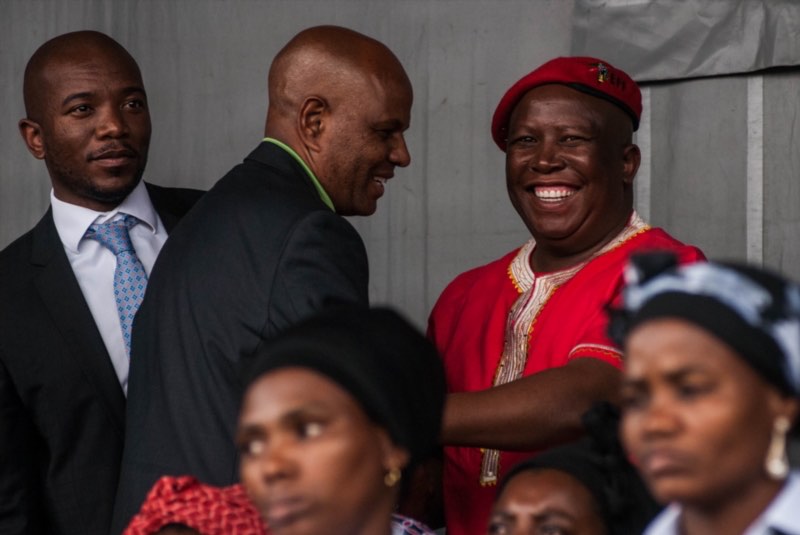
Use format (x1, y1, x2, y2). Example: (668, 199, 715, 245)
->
(30, 210, 125, 433)
(148, 185, 180, 232)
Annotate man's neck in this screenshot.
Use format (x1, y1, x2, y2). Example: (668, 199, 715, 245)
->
(262, 137, 335, 211)
(529, 212, 634, 273)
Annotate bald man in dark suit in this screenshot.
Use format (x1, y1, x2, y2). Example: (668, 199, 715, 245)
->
(113, 25, 414, 530)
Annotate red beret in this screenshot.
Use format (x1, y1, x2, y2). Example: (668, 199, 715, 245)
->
(122, 476, 268, 535)
(491, 56, 642, 151)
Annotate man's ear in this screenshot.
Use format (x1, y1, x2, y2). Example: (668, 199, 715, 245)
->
(19, 118, 46, 160)
(621, 143, 641, 186)
(297, 96, 327, 153)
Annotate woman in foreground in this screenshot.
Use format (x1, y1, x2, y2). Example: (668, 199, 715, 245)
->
(611, 255, 800, 534)
(236, 306, 445, 535)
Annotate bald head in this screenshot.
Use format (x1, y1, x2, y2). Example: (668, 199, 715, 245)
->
(265, 25, 411, 135)
(23, 30, 142, 122)
(261, 26, 413, 216)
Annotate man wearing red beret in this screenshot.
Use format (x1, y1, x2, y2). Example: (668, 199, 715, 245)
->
(427, 57, 705, 534)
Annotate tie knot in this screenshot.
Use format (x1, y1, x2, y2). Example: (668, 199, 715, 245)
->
(85, 214, 139, 256)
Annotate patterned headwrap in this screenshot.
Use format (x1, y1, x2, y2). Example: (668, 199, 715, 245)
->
(122, 476, 268, 535)
(608, 252, 800, 397)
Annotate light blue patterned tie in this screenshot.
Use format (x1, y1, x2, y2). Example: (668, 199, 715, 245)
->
(84, 214, 148, 356)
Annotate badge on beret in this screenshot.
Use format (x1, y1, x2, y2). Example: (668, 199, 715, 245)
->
(596, 62, 608, 84)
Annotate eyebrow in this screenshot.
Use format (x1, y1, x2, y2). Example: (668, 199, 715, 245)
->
(665, 367, 710, 383)
(61, 92, 94, 108)
(61, 86, 146, 108)
(624, 365, 709, 387)
(235, 424, 263, 441)
(490, 508, 575, 523)
(238, 401, 332, 430)
(120, 85, 147, 96)
(534, 509, 575, 521)
(281, 404, 331, 422)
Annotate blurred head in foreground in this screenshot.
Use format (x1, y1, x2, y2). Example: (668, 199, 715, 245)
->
(237, 306, 446, 535)
(611, 253, 800, 534)
(488, 402, 659, 535)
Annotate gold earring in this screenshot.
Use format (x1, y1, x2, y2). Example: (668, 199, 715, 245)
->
(384, 467, 402, 487)
(765, 416, 791, 480)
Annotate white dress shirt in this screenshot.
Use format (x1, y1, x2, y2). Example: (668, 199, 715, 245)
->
(51, 180, 167, 395)
(644, 471, 800, 535)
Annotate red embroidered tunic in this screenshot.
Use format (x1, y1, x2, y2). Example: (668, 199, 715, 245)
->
(428, 215, 705, 535)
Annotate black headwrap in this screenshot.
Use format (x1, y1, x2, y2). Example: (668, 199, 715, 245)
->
(242, 306, 446, 467)
(608, 252, 800, 398)
(496, 402, 660, 535)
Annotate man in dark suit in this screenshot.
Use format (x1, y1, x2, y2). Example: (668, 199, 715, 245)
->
(112, 25, 413, 530)
(0, 31, 202, 535)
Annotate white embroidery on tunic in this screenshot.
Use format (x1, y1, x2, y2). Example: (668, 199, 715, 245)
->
(479, 212, 648, 485)
(568, 343, 623, 361)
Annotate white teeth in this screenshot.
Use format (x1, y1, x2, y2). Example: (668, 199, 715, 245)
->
(373, 177, 387, 185)
(534, 188, 575, 201)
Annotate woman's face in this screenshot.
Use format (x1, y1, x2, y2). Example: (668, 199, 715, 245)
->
(487, 469, 606, 535)
(237, 367, 407, 535)
(620, 318, 794, 508)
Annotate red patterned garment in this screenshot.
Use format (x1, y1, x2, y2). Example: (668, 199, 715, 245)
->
(428, 214, 705, 535)
(122, 476, 268, 535)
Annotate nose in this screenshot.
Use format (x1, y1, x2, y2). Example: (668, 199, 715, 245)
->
(529, 139, 564, 174)
(390, 135, 411, 168)
(639, 394, 681, 438)
(258, 438, 297, 484)
(95, 105, 128, 139)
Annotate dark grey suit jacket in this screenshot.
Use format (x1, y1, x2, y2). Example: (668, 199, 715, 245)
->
(112, 142, 369, 532)
(0, 183, 202, 535)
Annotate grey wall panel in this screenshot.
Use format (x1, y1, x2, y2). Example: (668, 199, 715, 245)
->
(647, 77, 749, 260)
(764, 70, 800, 281)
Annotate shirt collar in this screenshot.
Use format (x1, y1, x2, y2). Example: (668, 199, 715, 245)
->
(644, 504, 681, 535)
(263, 137, 335, 211)
(753, 471, 800, 535)
(510, 210, 649, 293)
(644, 472, 800, 535)
(51, 180, 160, 254)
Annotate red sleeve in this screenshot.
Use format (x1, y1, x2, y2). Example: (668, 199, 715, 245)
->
(567, 241, 705, 368)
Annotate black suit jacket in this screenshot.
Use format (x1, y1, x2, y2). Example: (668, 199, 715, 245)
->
(0, 183, 202, 535)
(112, 142, 369, 532)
